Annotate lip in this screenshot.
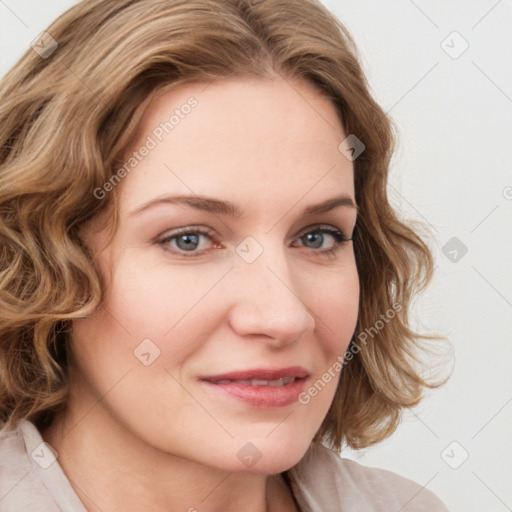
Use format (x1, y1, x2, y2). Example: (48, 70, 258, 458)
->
(200, 366, 309, 382)
(199, 366, 310, 408)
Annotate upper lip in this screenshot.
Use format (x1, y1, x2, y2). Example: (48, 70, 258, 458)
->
(200, 366, 309, 382)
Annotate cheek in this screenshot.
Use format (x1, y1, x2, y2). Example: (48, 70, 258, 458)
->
(69, 251, 236, 411)
(68, 257, 197, 383)
(301, 259, 359, 404)
(306, 257, 360, 356)
(96, 253, 222, 349)
(68, 260, 216, 444)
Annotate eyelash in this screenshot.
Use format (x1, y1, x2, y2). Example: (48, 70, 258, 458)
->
(156, 225, 352, 259)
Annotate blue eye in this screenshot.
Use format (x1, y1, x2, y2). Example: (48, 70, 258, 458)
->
(297, 227, 348, 250)
(159, 228, 214, 253)
(157, 225, 351, 258)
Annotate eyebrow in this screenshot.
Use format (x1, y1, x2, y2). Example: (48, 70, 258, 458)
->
(129, 193, 358, 217)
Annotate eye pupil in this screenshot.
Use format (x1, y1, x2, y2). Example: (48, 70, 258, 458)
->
(176, 234, 199, 251)
(303, 232, 324, 249)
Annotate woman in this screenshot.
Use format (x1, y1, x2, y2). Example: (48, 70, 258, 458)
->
(0, 0, 449, 510)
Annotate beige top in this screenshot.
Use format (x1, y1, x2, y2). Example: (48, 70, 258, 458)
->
(0, 419, 449, 511)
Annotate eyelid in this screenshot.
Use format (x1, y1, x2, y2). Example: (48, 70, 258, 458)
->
(159, 225, 217, 239)
(294, 223, 351, 241)
(157, 223, 349, 244)
(155, 222, 353, 258)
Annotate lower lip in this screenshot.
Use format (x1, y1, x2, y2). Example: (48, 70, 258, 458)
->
(201, 378, 308, 408)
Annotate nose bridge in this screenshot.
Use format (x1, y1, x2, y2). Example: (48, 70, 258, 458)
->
(228, 240, 315, 342)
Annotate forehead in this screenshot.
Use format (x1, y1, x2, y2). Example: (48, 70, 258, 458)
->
(117, 75, 354, 216)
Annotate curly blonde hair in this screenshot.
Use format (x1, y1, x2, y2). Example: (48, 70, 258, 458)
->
(0, 0, 445, 449)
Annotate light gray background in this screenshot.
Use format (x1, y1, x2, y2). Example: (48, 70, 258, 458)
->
(1, 1, 511, 511)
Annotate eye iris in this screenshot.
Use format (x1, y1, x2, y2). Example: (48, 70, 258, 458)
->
(176, 234, 200, 251)
(303, 232, 324, 249)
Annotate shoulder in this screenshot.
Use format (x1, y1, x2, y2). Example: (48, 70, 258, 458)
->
(0, 419, 85, 512)
(0, 420, 60, 511)
(286, 442, 450, 512)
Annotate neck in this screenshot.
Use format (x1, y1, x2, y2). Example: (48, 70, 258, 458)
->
(40, 403, 298, 512)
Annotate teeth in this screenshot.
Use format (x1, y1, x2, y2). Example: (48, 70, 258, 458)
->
(212, 377, 296, 386)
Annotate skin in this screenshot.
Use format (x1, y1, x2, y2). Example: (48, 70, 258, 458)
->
(42, 74, 360, 512)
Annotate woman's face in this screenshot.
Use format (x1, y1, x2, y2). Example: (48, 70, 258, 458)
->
(72, 75, 359, 474)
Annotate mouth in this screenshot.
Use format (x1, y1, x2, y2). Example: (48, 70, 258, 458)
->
(211, 376, 300, 386)
(199, 366, 310, 408)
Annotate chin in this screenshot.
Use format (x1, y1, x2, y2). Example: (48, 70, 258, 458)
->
(219, 431, 315, 475)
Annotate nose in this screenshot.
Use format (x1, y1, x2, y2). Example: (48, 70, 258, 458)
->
(227, 245, 315, 347)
